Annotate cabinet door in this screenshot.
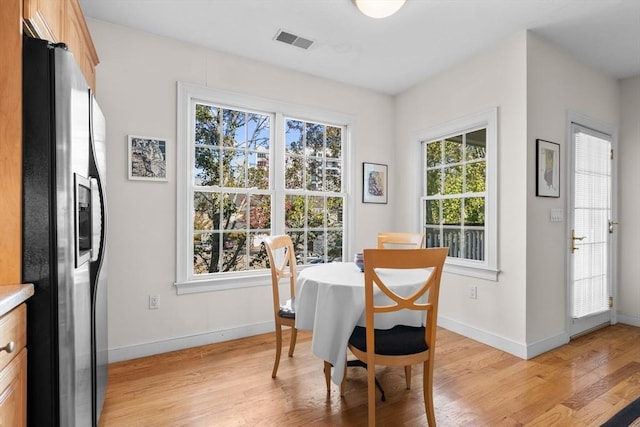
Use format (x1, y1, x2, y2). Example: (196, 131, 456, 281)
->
(0, 0, 23, 285)
(0, 349, 27, 427)
(23, 0, 65, 42)
(65, 0, 99, 91)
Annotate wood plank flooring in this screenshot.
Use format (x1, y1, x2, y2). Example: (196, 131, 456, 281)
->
(99, 324, 640, 426)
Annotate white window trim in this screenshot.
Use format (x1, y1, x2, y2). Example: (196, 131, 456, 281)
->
(175, 82, 355, 294)
(414, 107, 499, 281)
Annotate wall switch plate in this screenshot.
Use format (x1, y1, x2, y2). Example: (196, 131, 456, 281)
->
(469, 285, 477, 299)
(149, 295, 160, 309)
(550, 208, 564, 222)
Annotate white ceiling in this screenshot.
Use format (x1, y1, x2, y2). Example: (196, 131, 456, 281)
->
(79, 0, 640, 95)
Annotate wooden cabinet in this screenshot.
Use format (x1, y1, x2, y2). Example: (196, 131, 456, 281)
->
(23, 0, 99, 91)
(64, 0, 99, 91)
(0, 304, 27, 426)
(23, 0, 64, 43)
(5, 0, 99, 286)
(0, 0, 23, 286)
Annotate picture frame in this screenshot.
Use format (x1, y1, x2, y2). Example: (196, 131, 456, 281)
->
(536, 139, 560, 197)
(128, 135, 167, 181)
(362, 162, 388, 204)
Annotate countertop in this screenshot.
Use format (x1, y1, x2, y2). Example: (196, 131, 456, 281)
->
(0, 284, 34, 317)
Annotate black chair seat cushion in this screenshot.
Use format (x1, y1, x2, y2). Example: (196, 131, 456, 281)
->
(349, 325, 428, 355)
(278, 298, 296, 319)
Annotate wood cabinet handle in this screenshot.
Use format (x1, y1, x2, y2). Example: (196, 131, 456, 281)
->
(0, 341, 15, 354)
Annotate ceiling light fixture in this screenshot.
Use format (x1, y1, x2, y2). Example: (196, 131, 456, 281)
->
(352, 0, 406, 19)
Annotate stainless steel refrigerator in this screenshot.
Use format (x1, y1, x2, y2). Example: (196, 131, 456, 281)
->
(22, 36, 108, 427)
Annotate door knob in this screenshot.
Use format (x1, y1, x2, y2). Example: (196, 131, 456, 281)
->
(571, 229, 586, 254)
(608, 220, 619, 234)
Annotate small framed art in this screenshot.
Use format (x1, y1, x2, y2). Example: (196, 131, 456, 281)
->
(536, 139, 560, 197)
(128, 135, 167, 181)
(363, 162, 388, 204)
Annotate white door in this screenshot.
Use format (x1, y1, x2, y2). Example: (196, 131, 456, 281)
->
(568, 119, 617, 337)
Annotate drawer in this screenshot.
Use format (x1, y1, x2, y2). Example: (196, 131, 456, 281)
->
(0, 304, 26, 372)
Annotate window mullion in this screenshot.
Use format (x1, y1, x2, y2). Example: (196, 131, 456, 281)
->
(273, 112, 285, 235)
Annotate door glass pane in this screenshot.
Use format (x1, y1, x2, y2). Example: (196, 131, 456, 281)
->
(571, 128, 611, 318)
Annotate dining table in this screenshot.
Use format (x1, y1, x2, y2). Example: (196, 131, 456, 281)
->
(294, 261, 432, 385)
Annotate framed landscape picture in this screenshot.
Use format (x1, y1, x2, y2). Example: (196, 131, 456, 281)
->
(128, 135, 167, 181)
(536, 139, 560, 197)
(363, 162, 388, 204)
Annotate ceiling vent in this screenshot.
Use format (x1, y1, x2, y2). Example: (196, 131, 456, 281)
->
(274, 30, 314, 50)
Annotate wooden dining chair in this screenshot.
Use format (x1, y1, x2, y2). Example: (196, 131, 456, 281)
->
(263, 235, 298, 378)
(346, 247, 448, 426)
(377, 232, 425, 249)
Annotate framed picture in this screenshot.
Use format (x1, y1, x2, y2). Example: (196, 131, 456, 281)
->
(536, 139, 560, 197)
(128, 135, 167, 181)
(363, 162, 388, 204)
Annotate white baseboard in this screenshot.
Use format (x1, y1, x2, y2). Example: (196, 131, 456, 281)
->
(109, 316, 581, 364)
(525, 331, 570, 359)
(437, 316, 569, 360)
(108, 321, 274, 363)
(617, 313, 640, 327)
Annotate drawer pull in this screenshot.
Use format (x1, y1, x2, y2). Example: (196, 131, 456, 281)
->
(0, 341, 15, 354)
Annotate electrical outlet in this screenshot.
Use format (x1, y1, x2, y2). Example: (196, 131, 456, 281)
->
(469, 285, 477, 299)
(149, 295, 160, 309)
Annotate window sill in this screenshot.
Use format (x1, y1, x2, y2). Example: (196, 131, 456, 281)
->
(444, 261, 500, 281)
(174, 272, 272, 295)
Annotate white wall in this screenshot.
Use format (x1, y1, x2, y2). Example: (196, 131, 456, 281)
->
(89, 18, 635, 363)
(618, 76, 640, 325)
(395, 30, 623, 358)
(395, 32, 530, 354)
(525, 33, 620, 344)
(87, 19, 396, 361)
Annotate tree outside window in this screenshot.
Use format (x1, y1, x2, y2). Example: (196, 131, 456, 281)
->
(423, 128, 487, 261)
(191, 103, 345, 276)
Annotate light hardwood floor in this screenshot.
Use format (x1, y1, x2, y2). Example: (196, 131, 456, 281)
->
(99, 324, 640, 426)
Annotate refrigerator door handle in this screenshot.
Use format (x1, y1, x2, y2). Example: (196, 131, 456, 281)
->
(90, 177, 101, 262)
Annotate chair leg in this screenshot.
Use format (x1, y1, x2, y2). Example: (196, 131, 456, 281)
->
(404, 365, 412, 389)
(272, 324, 283, 378)
(288, 327, 298, 357)
(423, 361, 436, 426)
(367, 364, 377, 427)
(323, 361, 332, 393)
(340, 362, 347, 397)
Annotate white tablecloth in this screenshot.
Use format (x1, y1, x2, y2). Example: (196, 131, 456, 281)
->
(295, 262, 431, 384)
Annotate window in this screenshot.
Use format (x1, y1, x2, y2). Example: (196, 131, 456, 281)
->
(192, 105, 272, 274)
(284, 119, 344, 264)
(418, 108, 498, 280)
(176, 83, 350, 293)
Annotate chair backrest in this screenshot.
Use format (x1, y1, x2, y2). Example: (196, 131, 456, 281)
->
(362, 247, 448, 347)
(263, 235, 297, 315)
(377, 232, 425, 249)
